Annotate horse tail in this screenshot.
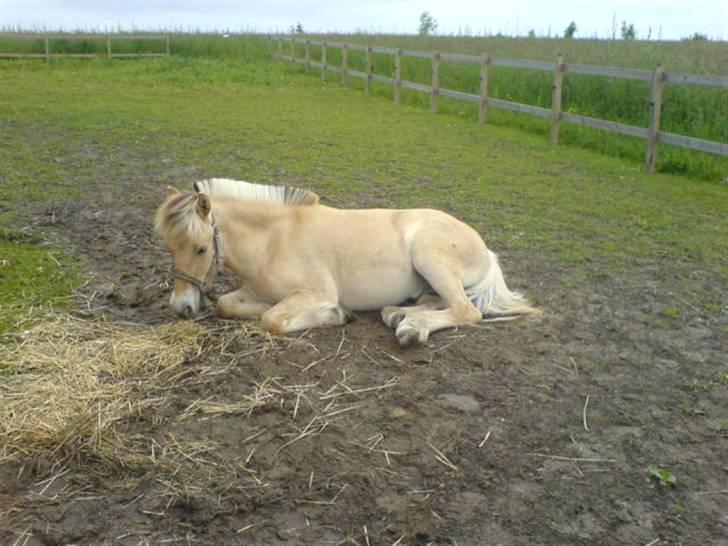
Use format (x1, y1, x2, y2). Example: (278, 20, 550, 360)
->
(467, 249, 541, 322)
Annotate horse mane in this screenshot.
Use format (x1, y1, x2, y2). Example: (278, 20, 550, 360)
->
(154, 191, 206, 240)
(154, 179, 319, 240)
(193, 178, 320, 206)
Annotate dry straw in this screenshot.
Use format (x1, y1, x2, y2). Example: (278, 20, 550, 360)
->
(0, 314, 209, 472)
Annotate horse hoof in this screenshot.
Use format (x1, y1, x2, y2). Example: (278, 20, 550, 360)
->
(395, 323, 427, 347)
(382, 308, 406, 329)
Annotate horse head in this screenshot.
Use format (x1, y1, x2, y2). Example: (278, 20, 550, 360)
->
(154, 186, 221, 318)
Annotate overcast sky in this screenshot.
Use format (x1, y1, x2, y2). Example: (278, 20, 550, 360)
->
(1, 1, 726, 40)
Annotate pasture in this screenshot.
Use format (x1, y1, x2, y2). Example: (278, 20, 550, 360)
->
(1, 50, 727, 545)
(2, 33, 728, 181)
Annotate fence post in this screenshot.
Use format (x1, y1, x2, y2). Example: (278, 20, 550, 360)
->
(431, 50, 441, 113)
(321, 41, 327, 81)
(550, 54, 565, 145)
(645, 64, 666, 173)
(44, 35, 50, 62)
(305, 40, 310, 72)
(479, 52, 490, 124)
(277, 37, 282, 59)
(165, 33, 170, 57)
(365, 45, 372, 96)
(291, 36, 296, 63)
(394, 47, 402, 106)
(342, 43, 348, 86)
(106, 35, 111, 59)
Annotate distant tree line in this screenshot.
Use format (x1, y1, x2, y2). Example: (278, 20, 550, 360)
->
(288, 13, 712, 42)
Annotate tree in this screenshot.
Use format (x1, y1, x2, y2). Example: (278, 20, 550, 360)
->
(418, 11, 438, 36)
(527, 29, 536, 39)
(564, 21, 577, 39)
(620, 21, 636, 40)
(685, 32, 708, 41)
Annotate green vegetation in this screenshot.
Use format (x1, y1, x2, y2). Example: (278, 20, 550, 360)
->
(418, 12, 438, 37)
(1, 33, 726, 179)
(0, 32, 272, 59)
(299, 35, 727, 181)
(662, 306, 682, 318)
(0, 236, 81, 342)
(564, 22, 577, 39)
(648, 464, 677, 487)
(310, 33, 727, 73)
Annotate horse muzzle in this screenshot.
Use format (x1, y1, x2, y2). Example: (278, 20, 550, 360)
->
(170, 289, 200, 318)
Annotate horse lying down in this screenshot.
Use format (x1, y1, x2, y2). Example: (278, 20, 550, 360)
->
(154, 178, 539, 346)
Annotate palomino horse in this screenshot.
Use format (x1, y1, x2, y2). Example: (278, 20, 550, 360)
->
(155, 179, 539, 346)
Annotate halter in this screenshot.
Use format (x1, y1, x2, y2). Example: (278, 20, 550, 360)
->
(171, 218, 224, 294)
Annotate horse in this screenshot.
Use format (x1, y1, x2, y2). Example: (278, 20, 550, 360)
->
(154, 178, 539, 346)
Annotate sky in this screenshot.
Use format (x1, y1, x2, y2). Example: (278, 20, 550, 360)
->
(1, 1, 726, 41)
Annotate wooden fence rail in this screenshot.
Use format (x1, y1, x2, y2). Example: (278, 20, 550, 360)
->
(0, 33, 170, 60)
(273, 37, 728, 171)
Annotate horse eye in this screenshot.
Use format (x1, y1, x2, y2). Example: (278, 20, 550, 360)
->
(196, 246, 208, 255)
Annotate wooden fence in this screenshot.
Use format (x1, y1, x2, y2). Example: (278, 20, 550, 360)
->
(272, 37, 728, 172)
(0, 33, 170, 60)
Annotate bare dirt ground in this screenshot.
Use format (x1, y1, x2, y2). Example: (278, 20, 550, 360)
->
(1, 164, 726, 546)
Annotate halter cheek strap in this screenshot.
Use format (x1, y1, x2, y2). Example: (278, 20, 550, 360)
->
(171, 217, 224, 294)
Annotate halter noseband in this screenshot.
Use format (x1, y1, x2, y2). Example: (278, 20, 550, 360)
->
(171, 218, 224, 294)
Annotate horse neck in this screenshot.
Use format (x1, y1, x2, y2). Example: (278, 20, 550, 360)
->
(211, 197, 289, 273)
(213, 197, 289, 231)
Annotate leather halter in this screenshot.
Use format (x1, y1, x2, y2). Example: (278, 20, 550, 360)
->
(171, 218, 224, 294)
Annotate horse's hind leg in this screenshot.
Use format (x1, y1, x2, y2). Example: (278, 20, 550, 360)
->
(394, 252, 483, 347)
(261, 289, 351, 335)
(394, 278, 481, 346)
(381, 294, 444, 329)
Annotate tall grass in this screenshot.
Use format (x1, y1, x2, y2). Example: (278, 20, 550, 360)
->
(309, 33, 728, 74)
(0, 32, 272, 59)
(297, 34, 728, 181)
(1, 32, 726, 180)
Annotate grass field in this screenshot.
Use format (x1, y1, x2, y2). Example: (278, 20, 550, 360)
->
(2, 33, 726, 180)
(299, 34, 728, 181)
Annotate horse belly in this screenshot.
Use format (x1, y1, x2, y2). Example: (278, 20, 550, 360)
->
(339, 269, 426, 311)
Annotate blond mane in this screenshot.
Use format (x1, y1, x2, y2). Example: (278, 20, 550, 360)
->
(193, 178, 319, 206)
(154, 191, 207, 240)
(154, 179, 319, 240)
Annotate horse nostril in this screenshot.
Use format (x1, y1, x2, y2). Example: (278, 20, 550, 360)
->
(181, 304, 193, 318)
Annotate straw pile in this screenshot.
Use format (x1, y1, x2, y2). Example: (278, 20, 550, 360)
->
(0, 315, 210, 472)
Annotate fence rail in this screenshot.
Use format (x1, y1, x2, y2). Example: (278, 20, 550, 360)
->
(274, 37, 728, 170)
(0, 33, 171, 59)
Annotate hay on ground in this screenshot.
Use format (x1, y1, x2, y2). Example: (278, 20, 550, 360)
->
(0, 315, 212, 472)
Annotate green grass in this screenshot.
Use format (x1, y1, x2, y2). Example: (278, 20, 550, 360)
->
(296, 35, 728, 181)
(310, 33, 728, 73)
(2, 33, 726, 180)
(0, 236, 81, 342)
(1, 57, 726, 335)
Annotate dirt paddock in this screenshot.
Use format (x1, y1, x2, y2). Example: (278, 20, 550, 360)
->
(1, 171, 726, 546)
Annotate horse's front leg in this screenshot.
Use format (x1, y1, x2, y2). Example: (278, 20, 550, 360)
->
(217, 287, 272, 319)
(260, 288, 351, 335)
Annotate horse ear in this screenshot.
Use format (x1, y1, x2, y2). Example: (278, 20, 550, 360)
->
(196, 193, 211, 218)
(166, 186, 180, 198)
(302, 190, 320, 205)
